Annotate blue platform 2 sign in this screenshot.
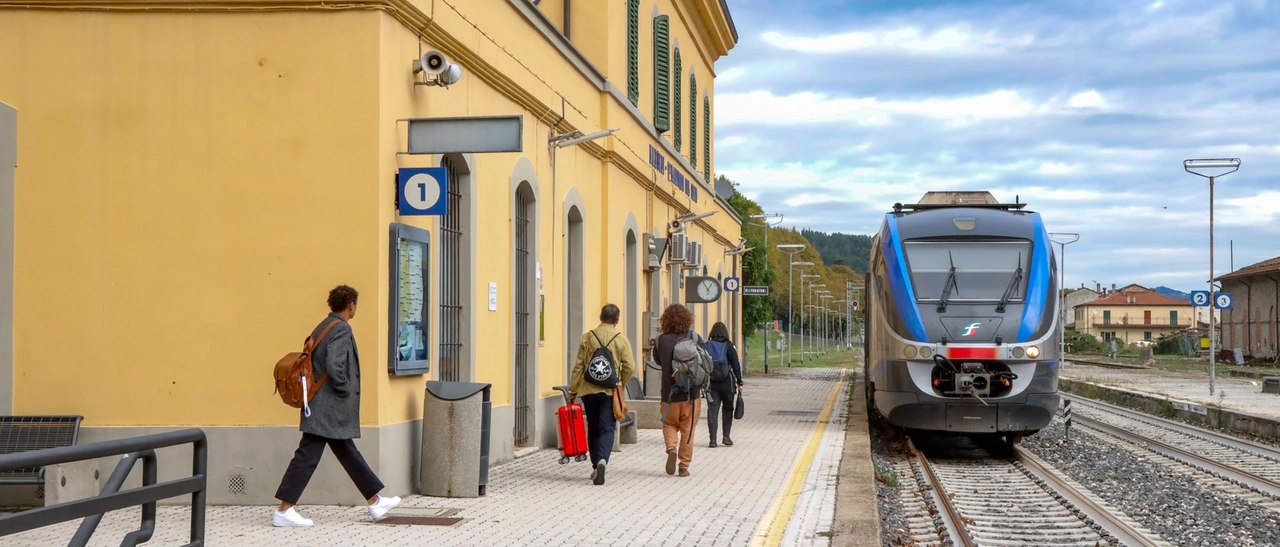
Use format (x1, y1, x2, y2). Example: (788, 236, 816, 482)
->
(724, 277, 741, 293)
(1215, 293, 1233, 310)
(398, 167, 448, 216)
(1191, 291, 1210, 307)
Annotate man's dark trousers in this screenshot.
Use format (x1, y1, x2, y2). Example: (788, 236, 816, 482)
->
(580, 393, 616, 468)
(275, 433, 384, 503)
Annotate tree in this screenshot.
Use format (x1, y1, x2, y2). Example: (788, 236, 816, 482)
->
(724, 176, 776, 339)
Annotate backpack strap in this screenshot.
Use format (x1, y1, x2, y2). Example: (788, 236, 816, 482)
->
(606, 333, 621, 348)
(590, 330, 604, 349)
(309, 319, 343, 389)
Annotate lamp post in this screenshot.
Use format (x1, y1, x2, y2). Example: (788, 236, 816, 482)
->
(821, 294, 834, 354)
(800, 275, 819, 362)
(780, 245, 808, 367)
(1184, 158, 1241, 396)
(809, 284, 826, 359)
(1049, 233, 1080, 363)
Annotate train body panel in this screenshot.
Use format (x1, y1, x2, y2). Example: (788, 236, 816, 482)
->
(865, 192, 1060, 436)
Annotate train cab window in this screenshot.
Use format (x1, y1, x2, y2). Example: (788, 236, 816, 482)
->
(904, 240, 1032, 303)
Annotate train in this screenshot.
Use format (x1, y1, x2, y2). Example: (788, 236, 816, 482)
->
(863, 191, 1060, 444)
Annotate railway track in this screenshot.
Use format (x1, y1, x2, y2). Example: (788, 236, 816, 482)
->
(1065, 358, 1149, 370)
(1064, 394, 1280, 500)
(903, 437, 1166, 547)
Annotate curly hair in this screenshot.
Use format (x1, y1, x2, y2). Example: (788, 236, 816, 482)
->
(327, 285, 359, 313)
(660, 304, 694, 334)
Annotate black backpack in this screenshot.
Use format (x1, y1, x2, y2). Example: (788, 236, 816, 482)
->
(584, 331, 621, 389)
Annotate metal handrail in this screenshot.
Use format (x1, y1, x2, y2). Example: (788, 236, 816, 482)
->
(0, 428, 207, 547)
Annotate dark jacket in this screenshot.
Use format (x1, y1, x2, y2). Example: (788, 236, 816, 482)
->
(709, 336, 743, 386)
(657, 331, 702, 403)
(300, 313, 361, 440)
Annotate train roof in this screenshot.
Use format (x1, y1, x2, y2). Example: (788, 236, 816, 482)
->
(893, 191, 1028, 213)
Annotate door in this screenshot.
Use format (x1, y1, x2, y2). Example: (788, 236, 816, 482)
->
(1144, 310, 1151, 324)
(1103, 310, 1111, 324)
(513, 189, 534, 446)
(1170, 310, 1178, 327)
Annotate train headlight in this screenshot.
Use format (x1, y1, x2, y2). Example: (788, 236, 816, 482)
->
(919, 346, 933, 358)
(1026, 345, 1041, 359)
(1012, 347, 1025, 359)
(903, 345, 918, 359)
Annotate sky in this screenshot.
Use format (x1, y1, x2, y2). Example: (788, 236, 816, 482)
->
(714, 0, 1280, 293)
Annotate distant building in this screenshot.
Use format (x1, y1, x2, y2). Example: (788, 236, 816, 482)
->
(1076, 290, 1196, 345)
(1062, 286, 1101, 330)
(1216, 256, 1280, 359)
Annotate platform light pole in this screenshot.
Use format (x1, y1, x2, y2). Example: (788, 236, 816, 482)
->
(780, 245, 808, 364)
(809, 284, 826, 359)
(1184, 158, 1240, 396)
(800, 275, 820, 362)
(820, 294, 834, 354)
(1049, 233, 1080, 363)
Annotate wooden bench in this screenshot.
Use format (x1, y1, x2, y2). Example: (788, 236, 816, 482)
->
(0, 416, 84, 485)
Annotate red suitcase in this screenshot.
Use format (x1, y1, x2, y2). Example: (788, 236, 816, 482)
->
(553, 386, 589, 464)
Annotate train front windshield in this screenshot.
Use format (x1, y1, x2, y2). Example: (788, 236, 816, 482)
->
(905, 240, 1032, 303)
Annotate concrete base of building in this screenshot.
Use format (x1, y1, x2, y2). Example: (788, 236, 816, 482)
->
(53, 401, 588, 506)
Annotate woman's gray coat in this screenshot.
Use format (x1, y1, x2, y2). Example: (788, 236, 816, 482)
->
(300, 313, 362, 440)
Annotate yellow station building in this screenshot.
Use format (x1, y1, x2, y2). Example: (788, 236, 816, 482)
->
(0, 0, 738, 504)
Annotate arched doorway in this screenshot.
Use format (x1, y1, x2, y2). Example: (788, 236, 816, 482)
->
(565, 205, 585, 380)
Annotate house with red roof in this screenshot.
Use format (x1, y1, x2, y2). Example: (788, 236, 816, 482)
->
(1076, 287, 1196, 345)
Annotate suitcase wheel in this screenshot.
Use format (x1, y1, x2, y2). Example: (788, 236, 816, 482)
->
(575, 454, 588, 462)
(559, 457, 569, 465)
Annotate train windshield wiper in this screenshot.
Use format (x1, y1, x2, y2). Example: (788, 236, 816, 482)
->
(936, 251, 959, 313)
(996, 252, 1024, 313)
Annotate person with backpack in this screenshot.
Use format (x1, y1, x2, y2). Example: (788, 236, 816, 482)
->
(704, 322, 743, 448)
(272, 285, 400, 527)
(656, 304, 713, 477)
(568, 304, 636, 485)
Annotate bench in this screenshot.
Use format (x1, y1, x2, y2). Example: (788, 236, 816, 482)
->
(0, 416, 84, 485)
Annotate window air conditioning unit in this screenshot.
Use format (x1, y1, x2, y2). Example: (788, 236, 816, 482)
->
(686, 241, 703, 270)
(668, 233, 688, 263)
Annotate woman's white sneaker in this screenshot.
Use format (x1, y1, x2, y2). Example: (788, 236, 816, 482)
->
(368, 495, 401, 521)
(273, 507, 313, 527)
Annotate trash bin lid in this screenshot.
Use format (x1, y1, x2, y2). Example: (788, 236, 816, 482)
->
(426, 381, 493, 401)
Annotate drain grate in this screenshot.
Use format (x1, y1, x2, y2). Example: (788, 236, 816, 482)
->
(377, 516, 463, 526)
(770, 410, 820, 416)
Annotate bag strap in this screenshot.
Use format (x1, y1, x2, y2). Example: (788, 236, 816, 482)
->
(310, 319, 343, 352)
(307, 319, 343, 389)
(606, 333, 621, 349)
(590, 330, 604, 350)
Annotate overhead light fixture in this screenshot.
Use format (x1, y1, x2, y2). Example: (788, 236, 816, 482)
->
(551, 128, 619, 148)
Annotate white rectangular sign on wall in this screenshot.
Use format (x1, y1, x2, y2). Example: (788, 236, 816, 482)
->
(489, 282, 498, 312)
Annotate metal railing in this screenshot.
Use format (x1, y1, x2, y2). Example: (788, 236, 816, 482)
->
(1094, 317, 1192, 327)
(0, 428, 207, 547)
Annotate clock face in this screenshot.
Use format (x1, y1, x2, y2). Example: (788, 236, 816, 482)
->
(697, 279, 719, 301)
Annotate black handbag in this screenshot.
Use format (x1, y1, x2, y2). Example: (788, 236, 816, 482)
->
(733, 391, 745, 420)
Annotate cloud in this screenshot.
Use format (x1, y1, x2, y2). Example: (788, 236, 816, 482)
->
(761, 26, 1035, 55)
(1068, 91, 1108, 109)
(716, 90, 1038, 126)
(715, 0, 1280, 291)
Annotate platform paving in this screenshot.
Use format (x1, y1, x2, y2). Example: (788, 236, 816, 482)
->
(1, 368, 869, 547)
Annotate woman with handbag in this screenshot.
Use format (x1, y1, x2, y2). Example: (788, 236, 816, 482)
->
(704, 322, 744, 447)
(568, 304, 635, 485)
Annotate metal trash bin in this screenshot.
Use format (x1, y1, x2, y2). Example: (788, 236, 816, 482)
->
(420, 381, 492, 498)
(1264, 377, 1280, 395)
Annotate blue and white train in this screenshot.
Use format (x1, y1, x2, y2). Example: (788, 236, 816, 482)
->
(863, 192, 1060, 444)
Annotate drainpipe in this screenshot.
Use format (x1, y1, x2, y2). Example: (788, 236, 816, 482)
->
(1242, 278, 1252, 355)
(563, 0, 571, 40)
(1270, 274, 1280, 361)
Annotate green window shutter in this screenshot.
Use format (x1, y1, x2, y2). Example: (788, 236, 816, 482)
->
(703, 95, 711, 182)
(626, 0, 640, 106)
(689, 74, 697, 168)
(673, 49, 682, 150)
(652, 16, 671, 133)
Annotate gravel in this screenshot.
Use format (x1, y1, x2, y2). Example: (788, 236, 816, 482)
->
(1024, 419, 1280, 547)
(869, 413, 915, 547)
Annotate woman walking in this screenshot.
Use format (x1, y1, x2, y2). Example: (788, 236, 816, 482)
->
(656, 304, 700, 477)
(704, 322, 743, 447)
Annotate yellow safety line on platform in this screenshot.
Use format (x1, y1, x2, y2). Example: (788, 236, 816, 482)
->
(750, 368, 847, 547)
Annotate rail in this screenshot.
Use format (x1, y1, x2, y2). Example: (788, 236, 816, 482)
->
(0, 428, 207, 547)
(905, 438, 974, 547)
(1014, 447, 1164, 547)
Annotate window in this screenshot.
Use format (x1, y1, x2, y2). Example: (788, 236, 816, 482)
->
(689, 73, 697, 166)
(626, 0, 640, 106)
(652, 15, 671, 132)
(1170, 310, 1178, 326)
(389, 223, 430, 376)
(439, 157, 467, 382)
(673, 49, 682, 150)
(903, 240, 1033, 302)
(1144, 331, 1152, 341)
(1103, 310, 1111, 324)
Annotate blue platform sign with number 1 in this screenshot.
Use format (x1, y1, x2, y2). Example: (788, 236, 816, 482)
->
(398, 167, 448, 216)
(1191, 291, 1210, 307)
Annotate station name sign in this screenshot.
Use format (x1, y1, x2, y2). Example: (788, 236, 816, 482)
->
(649, 145, 698, 203)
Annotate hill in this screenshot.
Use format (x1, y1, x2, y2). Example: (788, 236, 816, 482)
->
(800, 229, 872, 273)
(1154, 286, 1190, 301)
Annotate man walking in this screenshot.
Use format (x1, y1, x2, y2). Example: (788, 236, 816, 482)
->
(273, 285, 400, 527)
(569, 304, 636, 485)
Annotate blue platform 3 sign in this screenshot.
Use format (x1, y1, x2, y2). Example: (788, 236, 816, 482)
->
(398, 167, 448, 216)
(1215, 293, 1233, 310)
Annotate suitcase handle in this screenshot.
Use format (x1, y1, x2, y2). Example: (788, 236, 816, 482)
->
(552, 385, 573, 405)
